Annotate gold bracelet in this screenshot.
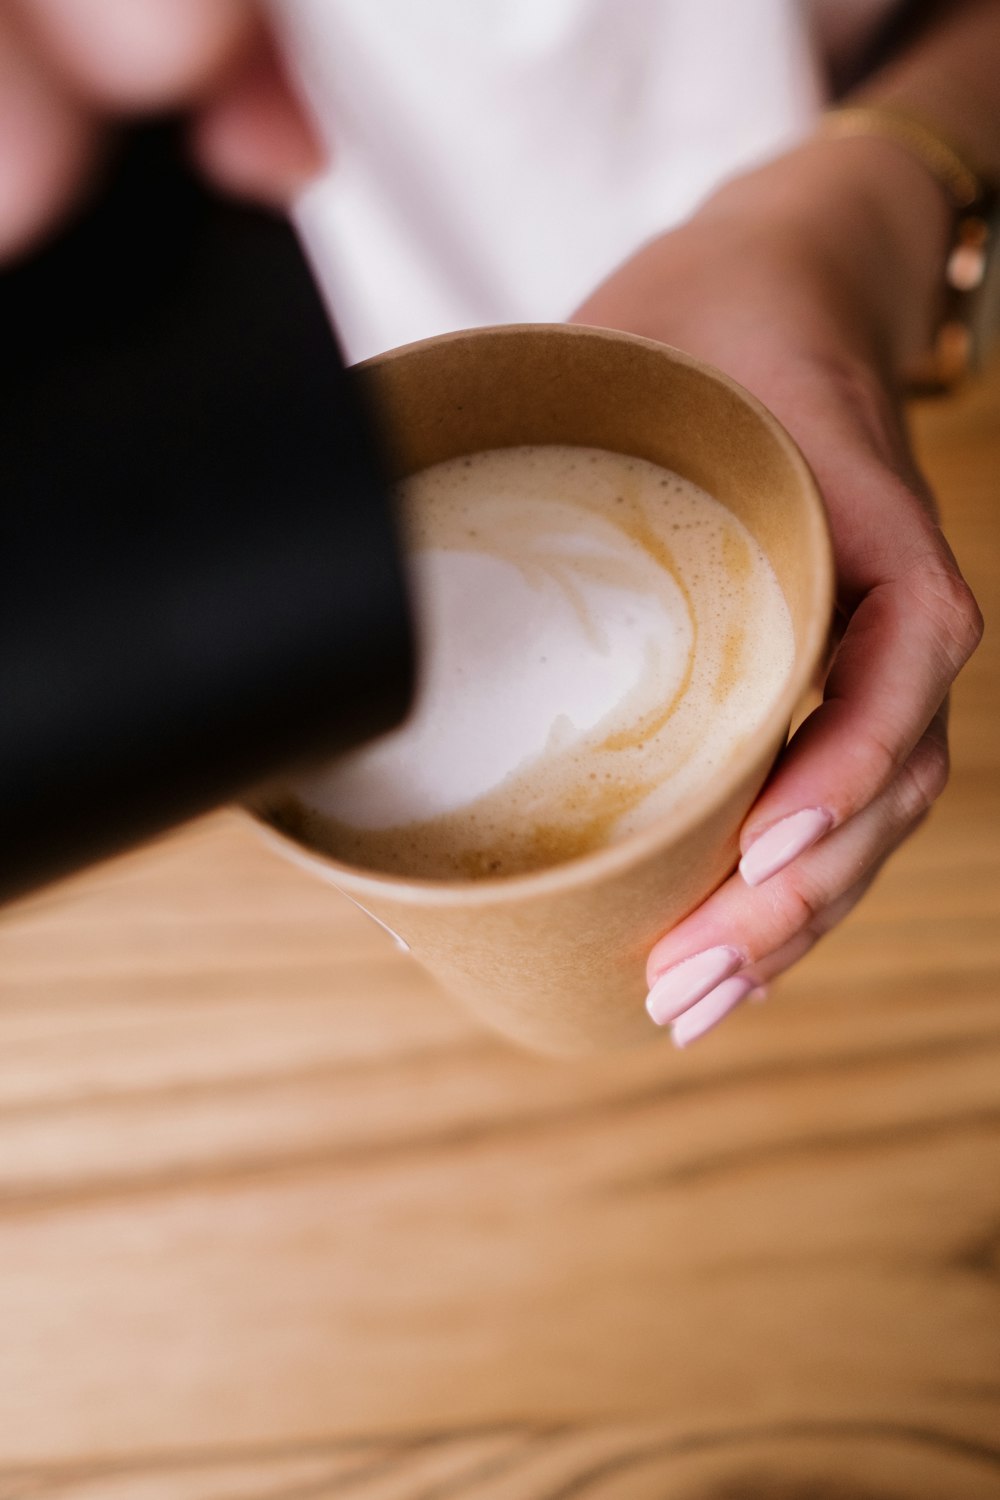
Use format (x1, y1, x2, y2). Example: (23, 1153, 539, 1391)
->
(820, 103, 998, 390)
(821, 103, 984, 210)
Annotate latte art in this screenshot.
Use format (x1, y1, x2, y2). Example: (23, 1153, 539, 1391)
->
(276, 446, 795, 879)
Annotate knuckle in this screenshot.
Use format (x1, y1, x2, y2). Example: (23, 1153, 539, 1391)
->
(814, 881, 867, 936)
(909, 561, 984, 671)
(855, 722, 901, 795)
(763, 868, 829, 945)
(896, 735, 950, 820)
(746, 927, 817, 986)
(936, 575, 983, 666)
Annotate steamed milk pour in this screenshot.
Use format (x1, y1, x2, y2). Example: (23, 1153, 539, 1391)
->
(276, 445, 795, 879)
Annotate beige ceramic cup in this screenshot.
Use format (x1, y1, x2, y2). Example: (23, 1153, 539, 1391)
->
(248, 324, 833, 1055)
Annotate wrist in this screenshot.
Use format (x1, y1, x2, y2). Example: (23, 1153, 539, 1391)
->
(698, 134, 953, 380)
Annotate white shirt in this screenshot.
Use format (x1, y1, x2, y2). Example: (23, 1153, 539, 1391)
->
(272, 0, 899, 362)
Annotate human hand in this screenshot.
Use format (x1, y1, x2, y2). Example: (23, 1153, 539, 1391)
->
(572, 134, 983, 1046)
(0, 0, 320, 262)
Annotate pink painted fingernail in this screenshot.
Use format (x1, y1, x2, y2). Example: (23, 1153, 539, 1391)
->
(670, 976, 755, 1048)
(645, 945, 743, 1026)
(739, 807, 833, 887)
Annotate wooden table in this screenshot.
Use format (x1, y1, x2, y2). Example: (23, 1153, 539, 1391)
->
(1, 361, 998, 1500)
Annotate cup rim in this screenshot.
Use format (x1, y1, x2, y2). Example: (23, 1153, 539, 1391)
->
(251, 322, 834, 909)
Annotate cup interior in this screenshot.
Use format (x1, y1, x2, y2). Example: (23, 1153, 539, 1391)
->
(252, 323, 833, 897)
(355, 323, 831, 663)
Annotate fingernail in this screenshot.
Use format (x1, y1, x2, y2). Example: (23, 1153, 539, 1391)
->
(739, 807, 833, 887)
(671, 976, 755, 1048)
(645, 945, 744, 1026)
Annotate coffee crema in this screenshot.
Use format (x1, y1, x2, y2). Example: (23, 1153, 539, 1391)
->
(271, 445, 795, 879)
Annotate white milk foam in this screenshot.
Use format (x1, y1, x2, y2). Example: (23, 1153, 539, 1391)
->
(282, 446, 795, 879)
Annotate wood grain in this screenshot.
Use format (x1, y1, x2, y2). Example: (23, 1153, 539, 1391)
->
(1, 357, 998, 1498)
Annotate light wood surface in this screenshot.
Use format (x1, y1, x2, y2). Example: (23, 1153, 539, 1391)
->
(1, 359, 998, 1499)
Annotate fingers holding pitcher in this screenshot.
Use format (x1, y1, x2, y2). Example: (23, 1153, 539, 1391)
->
(0, 0, 320, 262)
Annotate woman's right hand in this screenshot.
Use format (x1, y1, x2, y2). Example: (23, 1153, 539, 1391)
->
(0, 0, 320, 262)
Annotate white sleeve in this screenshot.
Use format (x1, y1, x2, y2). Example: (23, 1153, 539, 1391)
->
(271, 0, 829, 361)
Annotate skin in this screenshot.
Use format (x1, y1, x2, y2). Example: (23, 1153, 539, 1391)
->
(0, 0, 991, 1032)
(578, 0, 1000, 1013)
(575, 140, 981, 1002)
